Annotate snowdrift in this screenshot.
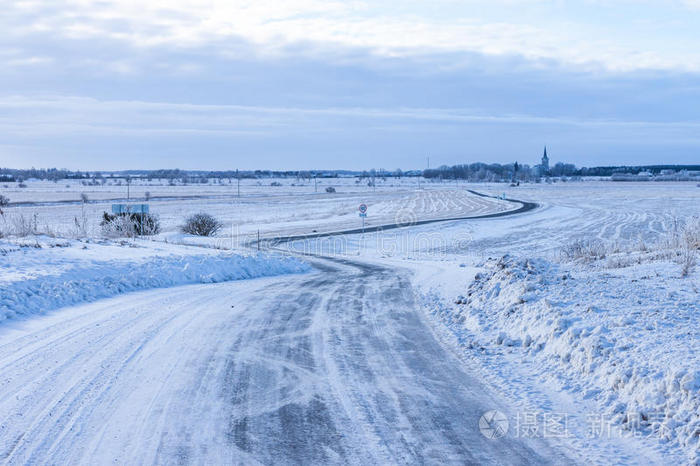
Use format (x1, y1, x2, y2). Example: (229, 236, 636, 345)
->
(440, 255, 699, 464)
(0, 239, 310, 321)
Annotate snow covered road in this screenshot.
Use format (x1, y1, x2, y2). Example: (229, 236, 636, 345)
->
(0, 254, 573, 465)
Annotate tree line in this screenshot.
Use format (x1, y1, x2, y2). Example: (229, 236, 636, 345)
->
(2, 164, 698, 183)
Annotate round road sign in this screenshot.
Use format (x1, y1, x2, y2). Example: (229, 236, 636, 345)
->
(359, 203, 368, 214)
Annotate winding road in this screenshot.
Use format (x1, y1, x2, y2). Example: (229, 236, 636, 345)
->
(0, 194, 576, 465)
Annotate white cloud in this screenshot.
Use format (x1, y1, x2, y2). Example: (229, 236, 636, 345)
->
(4, 0, 700, 72)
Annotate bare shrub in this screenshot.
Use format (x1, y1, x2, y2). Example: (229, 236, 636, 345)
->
(181, 212, 222, 236)
(560, 239, 607, 262)
(136, 213, 161, 236)
(682, 217, 700, 250)
(101, 212, 160, 237)
(679, 246, 697, 277)
(665, 218, 683, 249)
(101, 214, 136, 238)
(679, 217, 699, 277)
(635, 235, 648, 252)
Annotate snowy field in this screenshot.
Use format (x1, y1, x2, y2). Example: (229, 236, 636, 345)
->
(0, 177, 513, 240)
(289, 181, 700, 463)
(0, 180, 698, 464)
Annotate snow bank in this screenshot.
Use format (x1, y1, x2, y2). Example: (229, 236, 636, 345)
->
(436, 255, 700, 464)
(0, 237, 310, 321)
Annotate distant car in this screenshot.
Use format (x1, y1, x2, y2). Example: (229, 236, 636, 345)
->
(325, 187, 336, 193)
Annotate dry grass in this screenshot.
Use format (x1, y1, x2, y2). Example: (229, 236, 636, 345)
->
(560, 239, 607, 262)
(560, 216, 699, 277)
(10, 213, 38, 237)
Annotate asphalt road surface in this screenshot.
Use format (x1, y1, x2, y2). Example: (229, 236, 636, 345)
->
(0, 194, 578, 464)
(0, 255, 578, 465)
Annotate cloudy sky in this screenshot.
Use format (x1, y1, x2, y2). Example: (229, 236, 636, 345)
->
(2, 0, 700, 170)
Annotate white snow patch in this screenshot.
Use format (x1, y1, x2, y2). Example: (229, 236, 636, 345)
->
(0, 236, 310, 322)
(434, 254, 699, 463)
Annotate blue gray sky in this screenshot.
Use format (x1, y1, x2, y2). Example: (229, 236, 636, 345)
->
(2, 0, 700, 170)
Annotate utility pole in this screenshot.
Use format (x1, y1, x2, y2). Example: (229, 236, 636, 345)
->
(236, 169, 240, 198)
(314, 175, 317, 193)
(233, 168, 240, 250)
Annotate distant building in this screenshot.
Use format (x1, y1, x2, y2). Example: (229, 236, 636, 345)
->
(541, 146, 550, 172)
(535, 146, 550, 176)
(611, 173, 651, 182)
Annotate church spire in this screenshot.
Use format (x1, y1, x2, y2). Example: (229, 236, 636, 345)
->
(541, 146, 550, 171)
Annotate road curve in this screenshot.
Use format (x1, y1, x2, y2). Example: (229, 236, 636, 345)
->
(0, 257, 571, 465)
(255, 190, 537, 247)
(0, 191, 562, 465)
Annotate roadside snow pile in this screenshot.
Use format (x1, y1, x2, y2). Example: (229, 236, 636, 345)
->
(0, 237, 310, 321)
(444, 255, 700, 463)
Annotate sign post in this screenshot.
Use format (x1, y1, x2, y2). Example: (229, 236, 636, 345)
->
(358, 203, 368, 234)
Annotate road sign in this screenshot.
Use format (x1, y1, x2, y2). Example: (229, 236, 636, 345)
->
(358, 204, 368, 235)
(112, 204, 149, 214)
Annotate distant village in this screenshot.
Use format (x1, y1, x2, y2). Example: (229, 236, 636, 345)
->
(421, 147, 700, 183)
(1, 148, 699, 184)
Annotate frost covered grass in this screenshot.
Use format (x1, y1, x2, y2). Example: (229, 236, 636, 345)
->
(0, 236, 310, 323)
(559, 216, 700, 277)
(1, 211, 86, 239)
